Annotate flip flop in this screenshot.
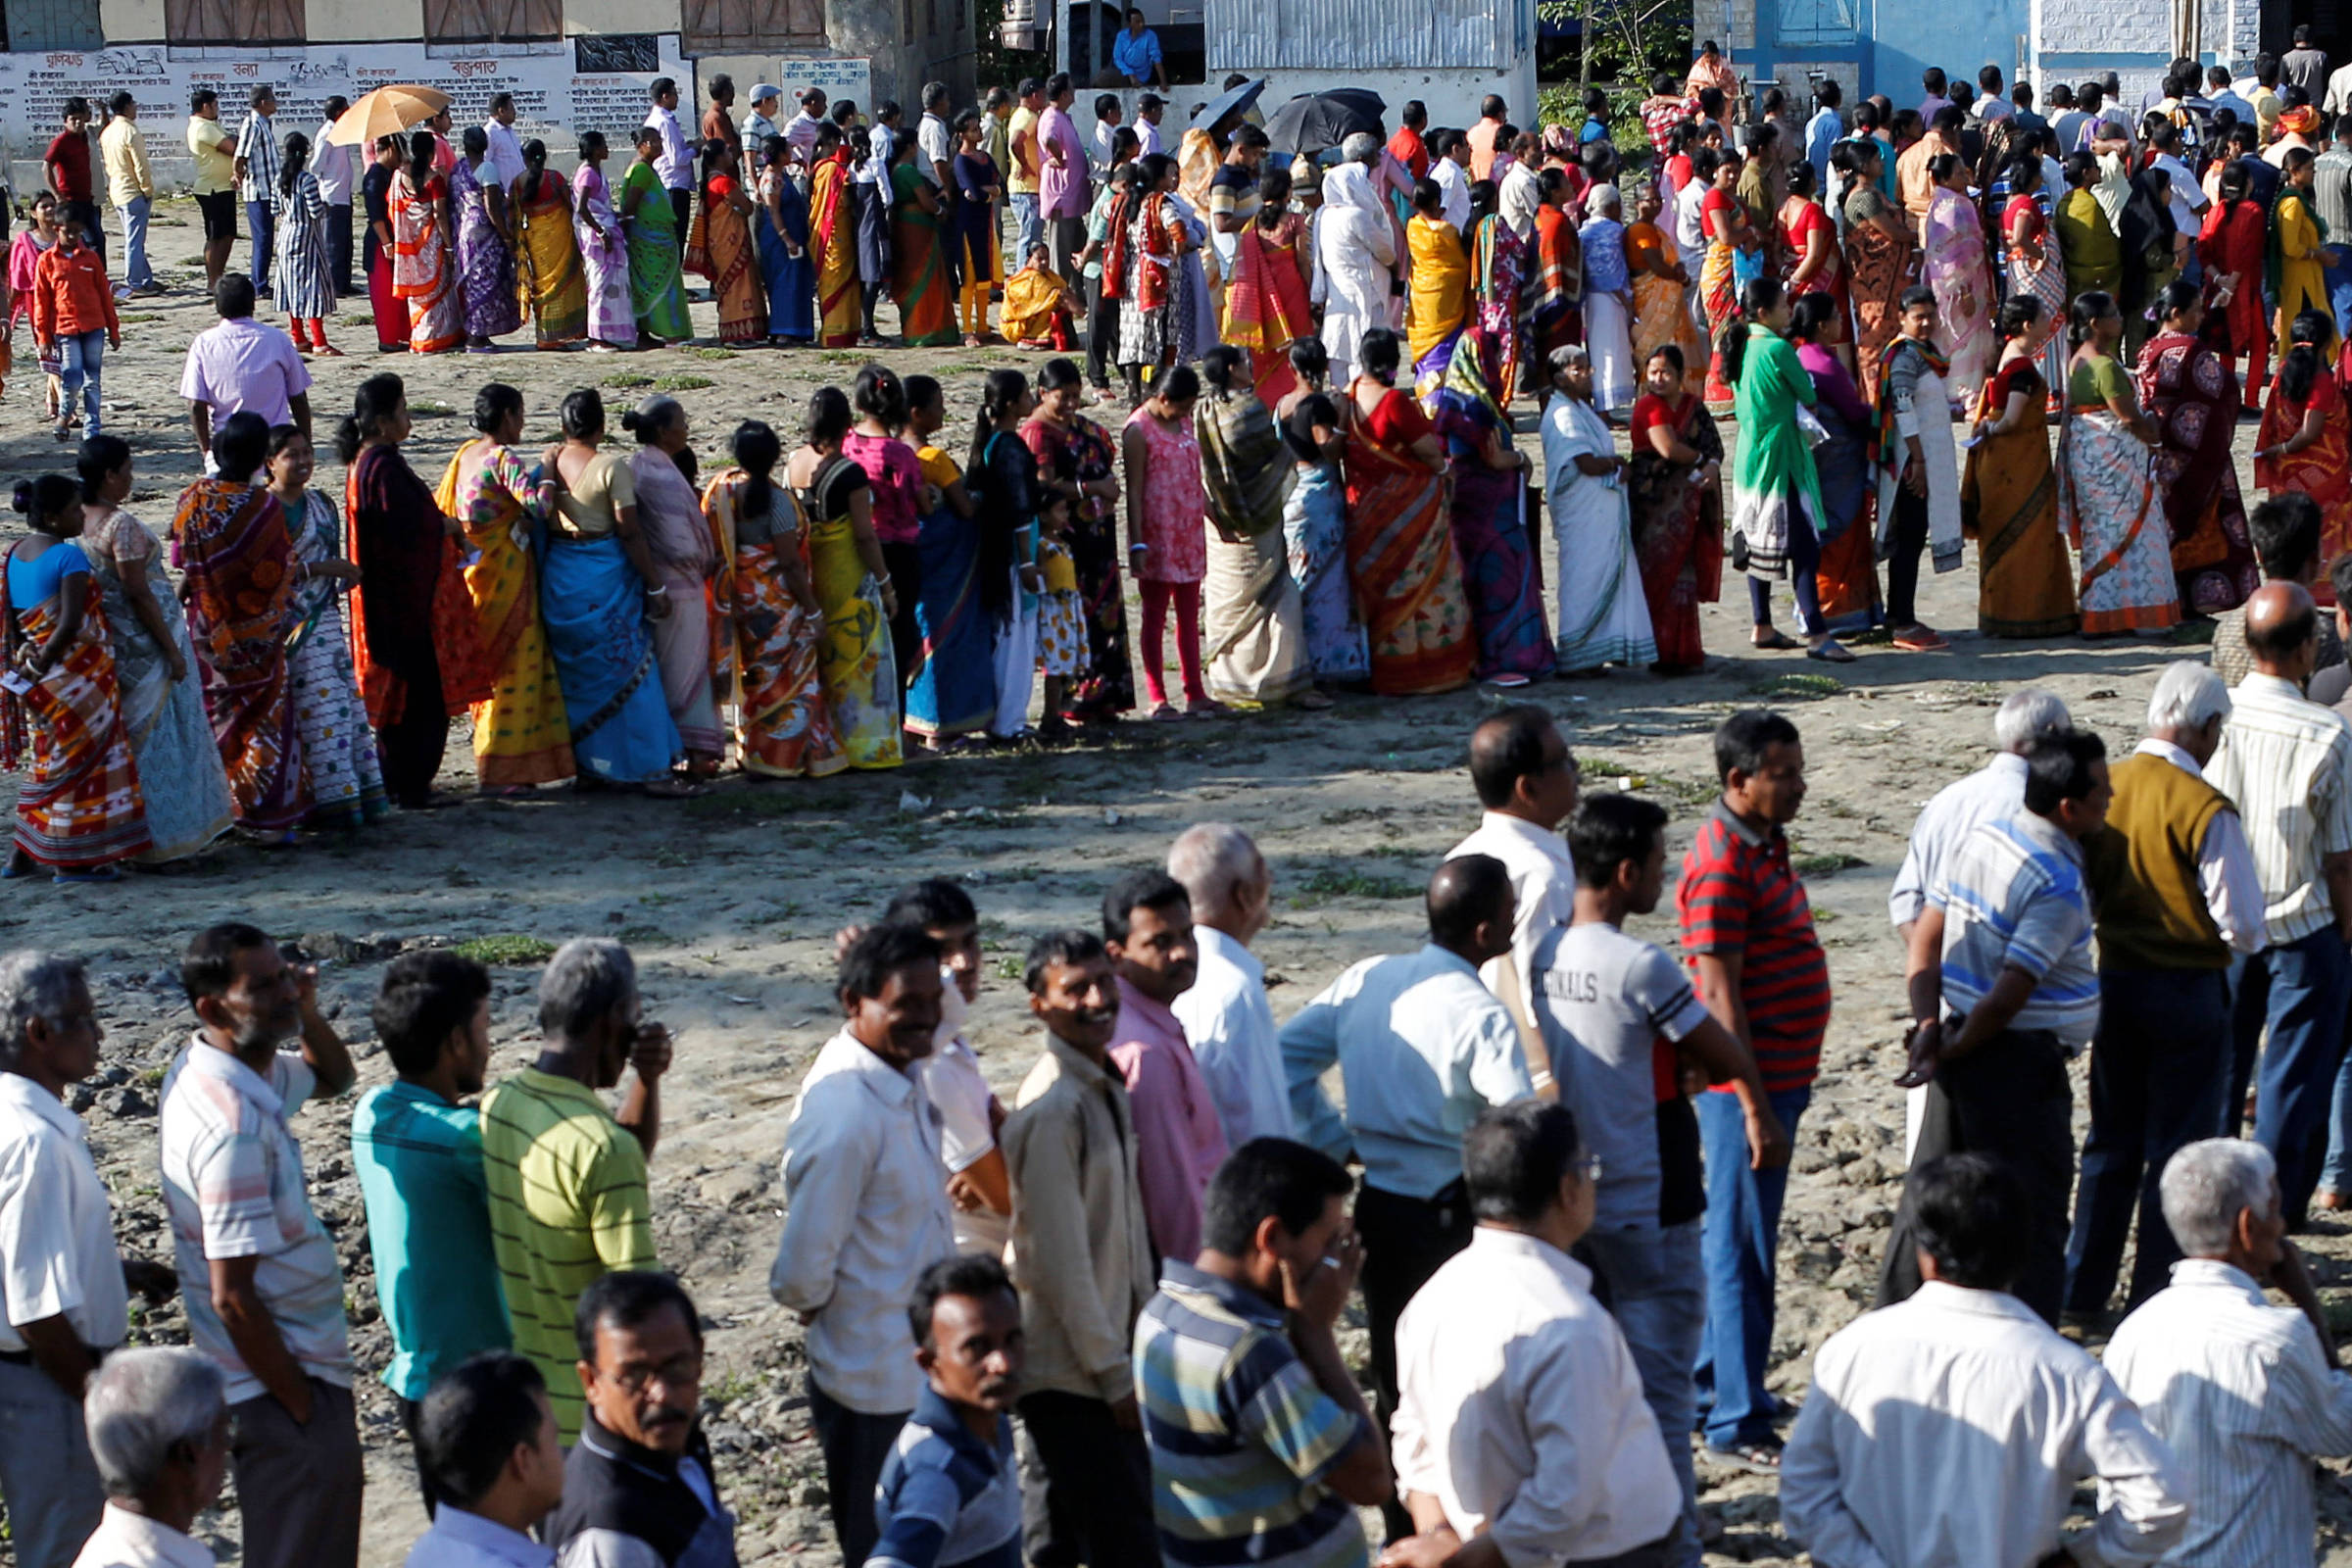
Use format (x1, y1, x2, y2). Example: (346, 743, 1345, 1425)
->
(52, 866, 123, 884)
(1807, 639, 1857, 663)
(1893, 627, 1949, 652)
(1751, 629, 1800, 651)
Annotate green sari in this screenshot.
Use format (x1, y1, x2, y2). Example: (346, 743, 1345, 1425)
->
(621, 160, 691, 341)
(890, 162, 956, 346)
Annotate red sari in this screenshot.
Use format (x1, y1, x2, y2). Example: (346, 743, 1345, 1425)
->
(1342, 384, 1476, 696)
(1527, 204, 1584, 362)
(2256, 367, 2352, 604)
(1225, 214, 1315, 404)
(172, 479, 308, 832)
(1625, 392, 1724, 670)
(2198, 197, 2271, 410)
(0, 550, 149, 868)
(2136, 330, 2260, 615)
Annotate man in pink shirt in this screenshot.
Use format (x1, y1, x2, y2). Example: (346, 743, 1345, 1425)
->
(1102, 869, 1226, 1264)
(1037, 72, 1091, 282)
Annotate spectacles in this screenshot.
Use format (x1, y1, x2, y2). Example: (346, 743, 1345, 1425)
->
(608, 1353, 704, 1395)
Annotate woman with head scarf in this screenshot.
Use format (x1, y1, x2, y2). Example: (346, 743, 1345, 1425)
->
(1195, 345, 1312, 708)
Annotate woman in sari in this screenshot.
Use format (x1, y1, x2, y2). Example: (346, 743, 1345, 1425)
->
(75, 438, 232, 862)
(1737, 130, 1787, 273)
(2002, 153, 2071, 397)
(1544, 346, 1657, 673)
(1344, 327, 1476, 695)
(1700, 154, 1755, 407)
(1778, 162, 1844, 368)
(618, 124, 690, 346)
(1724, 277, 1851, 660)
(1922, 154, 1994, 407)
(571, 132, 636, 351)
(1789, 293, 1884, 635)
(171, 414, 306, 836)
(2, 472, 147, 879)
(619, 396, 723, 774)
(2136, 281, 2260, 616)
(702, 418, 845, 777)
(1427, 342, 1553, 682)
(1579, 185, 1638, 415)
(808, 123, 861, 348)
(1196, 345, 1313, 708)
(754, 133, 814, 346)
(1836, 139, 1912, 405)
(513, 139, 588, 350)
(1406, 180, 1473, 387)
(787, 386, 901, 767)
(689, 138, 765, 346)
(1224, 167, 1315, 405)
(1466, 178, 1531, 405)
(392, 129, 463, 355)
(541, 389, 688, 793)
(263, 425, 387, 830)
(438, 383, 573, 792)
(2199, 163, 2270, 414)
(973, 370, 1043, 738)
(1528, 170, 1585, 365)
(2277, 150, 2329, 359)
(901, 373, 995, 743)
(2060, 291, 2179, 636)
(1276, 338, 1370, 688)
(887, 134, 954, 348)
(451, 127, 521, 351)
(1023, 358, 1133, 721)
(362, 137, 408, 354)
(342, 374, 492, 808)
(1110, 153, 1192, 404)
(2255, 311, 2352, 581)
(1626, 345, 1724, 673)
(1961, 297, 2080, 637)
(951, 110, 1001, 346)
(1627, 180, 1703, 395)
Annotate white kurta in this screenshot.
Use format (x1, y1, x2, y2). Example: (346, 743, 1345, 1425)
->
(1316, 163, 1397, 384)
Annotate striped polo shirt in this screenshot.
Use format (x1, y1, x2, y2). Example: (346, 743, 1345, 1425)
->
(1677, 800, 1833, 1091)
(1930, 810, 2100, 1046)
(2206, 671, 2352, 947)
(479, 1067, 657, 1441)
(869, 1386, 1023, 1568)
(1134, 1261, 1371, 1568)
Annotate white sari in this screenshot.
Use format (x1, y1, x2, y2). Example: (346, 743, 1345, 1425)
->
(1543, 394, 1657, 669)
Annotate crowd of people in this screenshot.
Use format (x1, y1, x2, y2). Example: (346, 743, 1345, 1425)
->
(8, 693, 2352, 1568)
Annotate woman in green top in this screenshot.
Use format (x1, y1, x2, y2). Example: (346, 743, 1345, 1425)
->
(2057, 289, 2177, 636)
(2054, 149, 2121, 305)
(617, 123, 691, 344)
(1724, 274, 1850, 661)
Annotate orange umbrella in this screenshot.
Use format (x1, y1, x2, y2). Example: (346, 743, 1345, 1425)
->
(325, 84, 452, 146)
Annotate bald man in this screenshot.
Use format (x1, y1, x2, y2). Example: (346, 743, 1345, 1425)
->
(2208, 580, 2352, 1229)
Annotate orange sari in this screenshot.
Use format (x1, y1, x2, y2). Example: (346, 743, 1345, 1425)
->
(0, 552, 149, 868)
(1342, 384, 1476, 696)
(1225, 214, 1316, 404)
(2255, 367, 2352, 605)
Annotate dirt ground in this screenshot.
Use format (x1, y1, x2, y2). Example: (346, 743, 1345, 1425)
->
(8, 202, 2352, 1567)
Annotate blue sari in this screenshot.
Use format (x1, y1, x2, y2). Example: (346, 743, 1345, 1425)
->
(1426, 351, 1554, 681)
(904, 489, 995, 738)
(539, 533, 681, 782)
(759, 169, 814, 342)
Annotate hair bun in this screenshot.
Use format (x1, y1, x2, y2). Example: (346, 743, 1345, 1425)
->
(10, 480, 30, 514)
(618, 409, 645, 432)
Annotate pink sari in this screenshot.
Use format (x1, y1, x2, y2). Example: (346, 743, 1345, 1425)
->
(1923, 185, 1994, 403)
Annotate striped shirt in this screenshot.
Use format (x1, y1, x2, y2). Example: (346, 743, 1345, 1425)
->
(2205, 672, 2352, 946)
(1930, 810, 2099, 1046)
(869, 1387, 1023, 1568)
(1677, 801, 1832, 1091)
(158, 1039, 352, 1402)
(2104, 1258, 2352, 1567)
(479, 1068, 657, 1441)
(1134, 1261, 1371, 1568)
(234, 111, 278, 207)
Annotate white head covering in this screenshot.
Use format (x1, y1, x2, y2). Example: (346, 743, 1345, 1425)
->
(1323, 159, 1378, 213)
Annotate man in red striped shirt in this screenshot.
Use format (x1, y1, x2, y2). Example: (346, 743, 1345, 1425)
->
(1677, 709, 1831, 1476)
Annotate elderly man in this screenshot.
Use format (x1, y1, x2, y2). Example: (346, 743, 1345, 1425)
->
(404, 1352, 564, 1568)
(480, 939, 669, 1443)
(1168, 823, 1291, 1147)
(1449, 704, 1581, 1088)
(1316, 134, 1398, 383)
(159, 924, 358, 1568)
(1, 953, 172, 1568)
(771, 923, 955, 1566)
(2068, 663, 2265, 1320)
(740, 85, 781, 168)
(72, 1349, 231, 1568)
(2209, 581, 2352, 1229)
(546, 1273, 737, 1568)
(180, 273, 309, 472)
(2107, 1139, 2352, 1566)
(1785, 1154, 2186, 1568)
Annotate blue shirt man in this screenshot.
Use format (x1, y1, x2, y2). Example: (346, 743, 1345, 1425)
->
(869, 1254, 1027, 1568)
(1112, 11, 1164, 86)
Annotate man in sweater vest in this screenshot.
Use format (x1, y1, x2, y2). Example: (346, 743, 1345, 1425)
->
(2070, 662, 2266, 1320)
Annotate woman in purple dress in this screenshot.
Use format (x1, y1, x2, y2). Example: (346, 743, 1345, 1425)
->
(454, 125, 522, 351)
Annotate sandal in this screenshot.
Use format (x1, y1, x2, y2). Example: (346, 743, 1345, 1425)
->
(1892, 626, 1949, 652)
(1701, 1440, 1784, 1475)
(1807, 639, 1857, 663)
(1751, 628, 1800, 651)
(1186, 698, 1230, 718)
(1150, 703, 1185, 722)
(52, 865, 124, 884)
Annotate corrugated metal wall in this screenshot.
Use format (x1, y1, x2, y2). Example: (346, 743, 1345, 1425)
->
(1205, 0, 1512, 69)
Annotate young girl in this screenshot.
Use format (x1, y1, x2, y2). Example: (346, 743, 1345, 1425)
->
(9, 195, 63, 420)
(1032, 488, 1087, 741)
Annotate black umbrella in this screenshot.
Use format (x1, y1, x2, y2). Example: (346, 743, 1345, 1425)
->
(1188, 77, 1266, 134)
(1261, 88, 1389, 155)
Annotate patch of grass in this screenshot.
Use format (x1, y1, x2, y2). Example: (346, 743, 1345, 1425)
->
(615, 924, 677, 948)
(817, 349, 864, 365)
(118, 313, 162, 325)
(935, 361, 1000, 374)
(1747, 671, 1843, 702)
(409, 399, 457, 418)
(1292, 868, 1422, 902)
(1793, 851, 1868, 877)
(993, 956, 1023, 981)
(603, 371, 656, 390)
(690, 347, 739, 361)
(653, 373, 715, 392)
(341, 314, 374, 327)
(451, 934, 559, 965)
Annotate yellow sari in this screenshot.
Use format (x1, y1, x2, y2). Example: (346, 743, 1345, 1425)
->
(514, 171, 588, 347)
(1001, 263, 1071, 345)
(1407, 215, 1469, 368)
(436, 439, 574, 786)
(811, 156, 861, 348)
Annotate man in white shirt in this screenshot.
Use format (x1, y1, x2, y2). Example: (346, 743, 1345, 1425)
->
(2069, 662, 2267, 1321)
(482, 93, 528, 195)
(1497, 130, 1543, 237)
(404, 1352, 564, 1568)
(1384, 1101, 1682, 1568)
(2107, 1138, 2352, 1567)
(1429, 128, 1472, 230)
(785, 87, 827, 170)
(1447, 704, 1580, 1079)
(884, 879, 1010, 1256)
(1168, 823, 1291, 1148)
(0, 952, 173, 1568)
(770, 923, 956, 1565)
(1135, 92, 1166, 157)
(917, 80, 954, 189)
(311, 97, 355, 294)
(643, 77, 694, 237)
(1783, 1152, 2189, 1568)
(72, 1348, 230, 1568)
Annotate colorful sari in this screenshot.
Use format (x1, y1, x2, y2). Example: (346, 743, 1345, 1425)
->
(621, 159, 690, 342)
(1022, 414, 1134, 717)
(1960, 359, 2079, 636)
(903, 445, 995, 739)
(572, 163, 637, 348)
(1406, 216, 1470, 375)
(689, 172, 765, 344)
(391, 171, 464, 354)
(0, 546, 149, 869)
(1842, 187, 1913, 405)
(757, 166, 814, 342)
(1627, 219, 1701, 388)
(438, 439, 573, 787)
(284, 489, 390, 828)
(542, 495, 680, 785)
(1626, 391, 1724, 671)
(2004, 197, 2071, 395)
(1225, 214, 1316, 404)
(890, 162, 955, 347)
(1342, 383, 1476, 695)
(702, 468, 846, 776)
(2255, 366, 2352, 587)
(1197, 389, 1309, 706)
(1528, 204, 1584, 362)
(1466, 215, 1530, 406)
(515, 170, 589, 348)
(1923, 185, 1995, 403)
(810, 155, 861, 347)
(1428, 350, 1553, 680)
(2060, 355, 2179, 635)
(172, 479, 307, 832)
(1283, 415, 1369, 682)
(452, 158, 523, 340)
(2136, 331, 2259, 615)
(802, 454, 903, 769)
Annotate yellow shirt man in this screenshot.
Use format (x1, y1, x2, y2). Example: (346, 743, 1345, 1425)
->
(187, 113, 236, 196)
(101, 115, 153, 208)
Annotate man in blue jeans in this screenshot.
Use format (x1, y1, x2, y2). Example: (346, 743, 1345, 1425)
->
(1536, 792, 1788, 1566)
(233, 85, 279, 298)
(1677, 710, 1832, 1475)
